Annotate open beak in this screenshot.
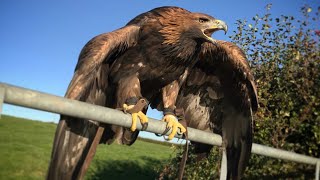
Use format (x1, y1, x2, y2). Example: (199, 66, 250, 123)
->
(203, 19, 228, 43)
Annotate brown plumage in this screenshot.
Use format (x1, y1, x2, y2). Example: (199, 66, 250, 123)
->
(171, 41, 258, 179)
(47, 6, 228, 179)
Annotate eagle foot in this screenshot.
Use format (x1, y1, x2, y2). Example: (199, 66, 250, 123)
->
(162, 114, 186, 140)
(123, 98, 148, 131)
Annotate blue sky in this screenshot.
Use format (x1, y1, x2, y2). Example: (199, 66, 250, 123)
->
(0, 0, 317, 140)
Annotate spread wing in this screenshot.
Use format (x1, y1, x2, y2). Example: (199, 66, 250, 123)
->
(47, 25, 141, 180)
(176, 40, 258, 179)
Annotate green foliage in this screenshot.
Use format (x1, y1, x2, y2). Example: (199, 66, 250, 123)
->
(158, 146, 222, 180)
(0, 115, 173, 180)
(232, 4, 319, 179)
(160, 4, 320, 179)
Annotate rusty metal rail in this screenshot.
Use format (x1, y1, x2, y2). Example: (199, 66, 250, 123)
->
(0, 82, 319, 180)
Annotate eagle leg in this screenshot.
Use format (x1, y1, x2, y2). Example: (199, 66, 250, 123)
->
(161, 78, 188, 140)
(116, 76, 148, 131)
(123, 97, 148, 131)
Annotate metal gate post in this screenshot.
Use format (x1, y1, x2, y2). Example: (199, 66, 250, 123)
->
(0, 84, 5, 117)
(316, 161, 320, 180)
(220, 148, 227, 180)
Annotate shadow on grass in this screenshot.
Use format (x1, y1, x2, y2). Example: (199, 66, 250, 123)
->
(86, 156, 166, 180)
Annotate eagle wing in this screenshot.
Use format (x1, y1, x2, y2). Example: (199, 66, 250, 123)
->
(175, 40, 258, 179)
(47, 25, 141, 180)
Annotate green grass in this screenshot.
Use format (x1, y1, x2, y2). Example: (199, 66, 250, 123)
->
(0, 115, 175, 180)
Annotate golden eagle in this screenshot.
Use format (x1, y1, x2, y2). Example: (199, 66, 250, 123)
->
(47, 6, 255, 180)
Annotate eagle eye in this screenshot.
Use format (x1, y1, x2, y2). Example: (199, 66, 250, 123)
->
(199, 18, 209, 23)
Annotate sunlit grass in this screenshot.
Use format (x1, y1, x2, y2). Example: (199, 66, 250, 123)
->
(0, 115, 174, 180)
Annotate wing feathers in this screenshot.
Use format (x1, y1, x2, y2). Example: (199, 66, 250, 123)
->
(216, 41, 258, 111)
(66, 25, 140, 101)
(176, 41, 257, 179)
(47, 25, 140, 180)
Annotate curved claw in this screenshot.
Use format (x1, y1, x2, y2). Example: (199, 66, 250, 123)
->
(162, 127, 171, 135)
(154, 126, 171, 137)
(141, 122, 148, 131)
(123, 104, 149, 132)
(177, 128, 184, 135)
(162, 114, 187, 140)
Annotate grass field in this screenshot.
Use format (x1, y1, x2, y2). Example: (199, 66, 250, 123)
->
(0, 115, 175, 180)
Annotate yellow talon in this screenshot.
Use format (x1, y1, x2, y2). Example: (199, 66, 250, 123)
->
(138, 111, 148, 124)
(123, 104, 134, 111)
(123, 103, 148, 132)
(131, 112, 138, 131)
(162, 114, 186, 140)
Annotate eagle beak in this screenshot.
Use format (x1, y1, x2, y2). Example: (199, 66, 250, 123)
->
(213, 19, 228, 35)
(203, 19, 228, 43)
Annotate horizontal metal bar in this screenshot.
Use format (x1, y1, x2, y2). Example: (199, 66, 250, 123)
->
(252, 143, 319, 165)
(0, 85, 4, 118)
(0, 82, 222, 146)
(1, 82, 319, 166)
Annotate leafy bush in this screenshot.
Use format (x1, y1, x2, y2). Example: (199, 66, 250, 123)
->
(159, 4, 320, 179)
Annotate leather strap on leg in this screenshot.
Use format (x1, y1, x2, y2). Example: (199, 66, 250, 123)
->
(163, 108, 175, 115)
(175, 108, 189, 180)
(125, 98, 148, 114)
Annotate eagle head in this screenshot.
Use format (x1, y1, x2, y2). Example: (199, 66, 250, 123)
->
(158, 7, 228, 46)
(191, 13, 228, 44)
